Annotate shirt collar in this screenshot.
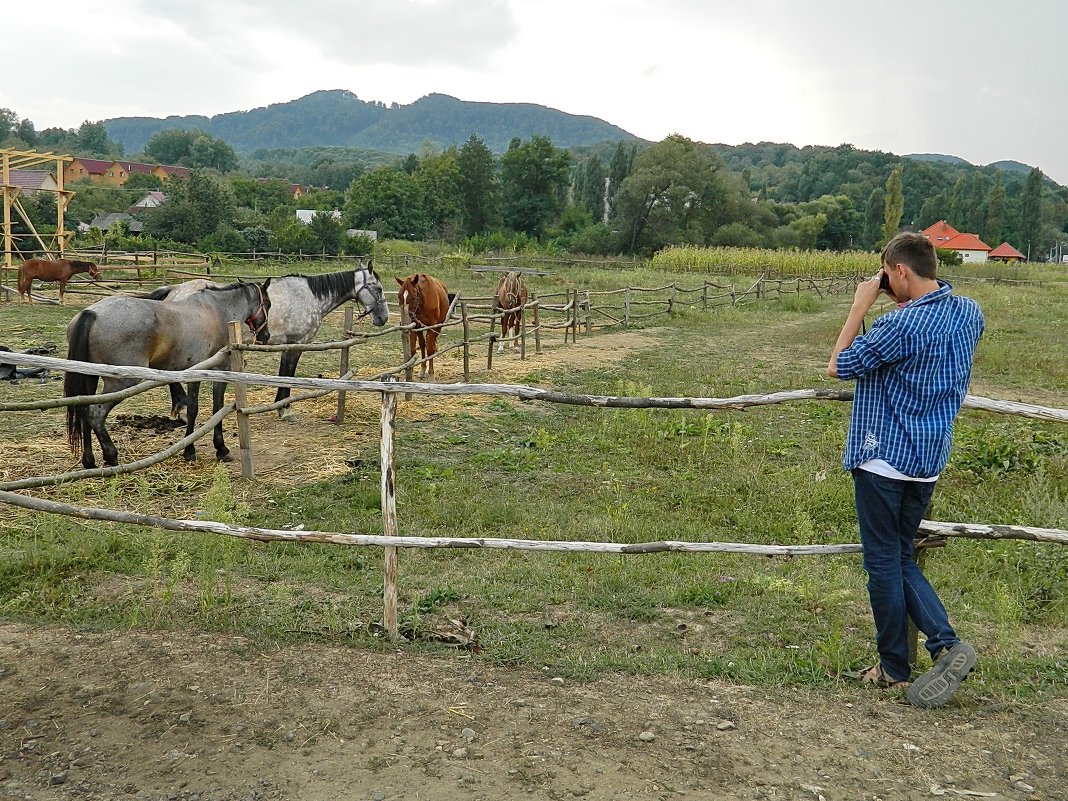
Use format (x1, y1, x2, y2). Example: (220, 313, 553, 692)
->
(908, 279, 952, 307)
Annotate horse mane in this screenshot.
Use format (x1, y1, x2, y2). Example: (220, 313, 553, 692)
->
(305, 271, 356, 304)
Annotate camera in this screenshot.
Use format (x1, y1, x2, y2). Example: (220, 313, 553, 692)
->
(879, 272, 891, 292)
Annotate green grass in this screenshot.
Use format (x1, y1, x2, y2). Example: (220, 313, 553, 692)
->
(2, 262, 1067, 700)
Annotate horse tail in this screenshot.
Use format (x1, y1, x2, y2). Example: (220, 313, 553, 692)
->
(64, 310, 98, 457)
(140, 285, 174, 300)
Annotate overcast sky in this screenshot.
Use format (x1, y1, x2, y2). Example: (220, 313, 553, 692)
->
(7, 1, 1066, 184)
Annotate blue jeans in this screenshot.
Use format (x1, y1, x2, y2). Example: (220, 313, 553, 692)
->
(852, 469, 959, 681)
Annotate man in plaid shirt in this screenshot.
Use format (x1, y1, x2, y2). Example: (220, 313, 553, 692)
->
(827, 231, 984, 708)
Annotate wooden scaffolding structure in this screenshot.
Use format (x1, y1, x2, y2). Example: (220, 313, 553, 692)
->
(1, 147, 76, 298)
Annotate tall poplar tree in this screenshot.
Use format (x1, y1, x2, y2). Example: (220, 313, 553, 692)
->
(880, 164, 904, 246)
(1019, 167, 1045, 260)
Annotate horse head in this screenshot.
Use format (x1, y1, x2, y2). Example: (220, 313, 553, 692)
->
(395, 274, 420, 318)
(356, 265, 389, 326)
(87, 261, 102, 279)
(245, 281, 272, 344)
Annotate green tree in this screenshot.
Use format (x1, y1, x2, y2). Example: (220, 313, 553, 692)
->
(983, 173, 1005, 245)
(880, 164, 904, 246)
(144, 171, 237, 244)
(414, 149, 463, 240)
(607, 141, 637, 214)
(576, 154, 607, 222)
(499, 135, 572, 239)
(456, 135, 500, 236)
(77, 121, 120, 157)
(610, 135, 736, 254)
(1019, 167, 1045, 260)
(230, 176, 294, 214)
(343, 166, 426, 239)
(143, 129, 236, 171)
(862, 187, 885, 250)
(307, 211, 344, 255)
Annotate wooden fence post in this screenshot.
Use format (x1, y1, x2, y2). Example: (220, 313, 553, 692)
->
(669, 283, 677, 315)
(583, 290, 591, 335)
(461, 301, 470, 382)
(701, 282, 708, 311)
(335, 306, 353, 423)
(399, 303, 413, 401)
(379, 375, 400, 641)
(624, 287, 631, 327)
(532, 295, 542, 355)
(486, 306, 496, 370)
(227, 321, 254, 480)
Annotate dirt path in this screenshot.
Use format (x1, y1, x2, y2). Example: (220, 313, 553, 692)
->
(1, 623, 1065, 801)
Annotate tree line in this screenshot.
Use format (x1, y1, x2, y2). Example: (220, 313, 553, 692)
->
(4, 107, 1066, 261)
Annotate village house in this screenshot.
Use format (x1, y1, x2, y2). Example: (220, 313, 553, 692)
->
(63, 158, 189, 186)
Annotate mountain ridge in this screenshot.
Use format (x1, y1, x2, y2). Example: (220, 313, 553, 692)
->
(103, 89, 643, 156)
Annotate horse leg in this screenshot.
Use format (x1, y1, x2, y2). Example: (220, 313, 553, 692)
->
(425, 330, 439, 379)
(58, 278, 68, 305)
(211, 381, 233, 462)
(512, 313, 522, 350)
(182, 382, 201, 461)
(497, 313, 506, 354)
(417, 332, 429, 379)
(275, 350, 301, 422)
(86, 379, 132, 468)
(168, 383, 190, 423)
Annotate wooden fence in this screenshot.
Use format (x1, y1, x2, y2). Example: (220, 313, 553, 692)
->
(2, 271, 1067, 646)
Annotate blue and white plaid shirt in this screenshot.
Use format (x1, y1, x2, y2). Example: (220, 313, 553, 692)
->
(835, 280, 984, 478)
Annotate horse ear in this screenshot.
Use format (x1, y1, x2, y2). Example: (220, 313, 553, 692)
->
(394, 276, 403, 286)
(412, 275, 420, 285)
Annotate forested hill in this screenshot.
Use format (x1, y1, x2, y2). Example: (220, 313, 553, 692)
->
(103, 89, 642, 155)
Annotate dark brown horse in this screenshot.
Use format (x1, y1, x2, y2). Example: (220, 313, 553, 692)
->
(18, 258, 101, 304)
(396, 273, 452, 379)
(493, 271, 529, 353)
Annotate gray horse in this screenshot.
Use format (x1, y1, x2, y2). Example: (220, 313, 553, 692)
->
(65, 282, 270, 469)
(159, 263, 389, 422)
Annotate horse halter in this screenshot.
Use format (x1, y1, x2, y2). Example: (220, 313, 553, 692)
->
(244, 283, 270, 340)
(351, 269, 381, 322)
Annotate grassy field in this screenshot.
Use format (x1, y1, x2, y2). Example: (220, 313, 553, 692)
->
(1, 262, 1067, 703)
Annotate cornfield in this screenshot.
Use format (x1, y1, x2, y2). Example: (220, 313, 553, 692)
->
(652, 246, 878, 277)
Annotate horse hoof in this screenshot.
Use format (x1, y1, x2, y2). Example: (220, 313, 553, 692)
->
(217, 452, 234, 463)
(280, 411, 298, 423)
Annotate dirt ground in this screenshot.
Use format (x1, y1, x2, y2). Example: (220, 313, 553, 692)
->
(1, 623, 1066, 801)
(3, 325, 1067, 800)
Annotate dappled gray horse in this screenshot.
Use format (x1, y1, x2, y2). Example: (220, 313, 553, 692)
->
(160, 263, 389, 422)
(65, 282, 270, 469)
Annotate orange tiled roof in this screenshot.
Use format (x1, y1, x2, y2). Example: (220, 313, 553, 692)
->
(940, 232, 991, 252)
(988, 242, 1025, 259)
(921, 220, 960, 244)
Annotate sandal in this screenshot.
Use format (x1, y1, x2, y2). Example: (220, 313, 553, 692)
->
(858, 663, 910, 690)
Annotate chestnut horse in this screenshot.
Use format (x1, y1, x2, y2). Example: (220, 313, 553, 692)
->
(493, 271, 528, 353)
(64, 282, 270, 469)
(396, 273, 452, 379)
(18, 258, 101, 304)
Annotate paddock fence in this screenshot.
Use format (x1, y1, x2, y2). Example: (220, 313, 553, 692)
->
(1, 342, 1067, 646)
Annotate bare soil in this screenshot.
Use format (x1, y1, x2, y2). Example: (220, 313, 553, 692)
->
(3, 323, 1067, 800)
(1, 623, 1066, 801)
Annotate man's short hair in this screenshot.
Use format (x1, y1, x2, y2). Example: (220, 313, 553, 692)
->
(882, 232, 937, 279)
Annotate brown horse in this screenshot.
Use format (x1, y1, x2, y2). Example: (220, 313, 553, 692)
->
(493, 271, 529, 353)
(396, 273, 451, 379)
(18, 258, 102, 304)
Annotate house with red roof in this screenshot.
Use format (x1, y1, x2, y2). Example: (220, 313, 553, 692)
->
(920, 220, 960, 247)
(988, 242, 1026, 263)
(63, 157, 189, 186)
(939, 232, 992, 263)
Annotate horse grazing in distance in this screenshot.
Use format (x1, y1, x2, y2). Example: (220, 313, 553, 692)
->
(64, 282, 270, 469)
(493, 271, 529, 353)
(396, 273, 452, 379)
(158, 263, 389, 422)
(18, 258, 101, 304)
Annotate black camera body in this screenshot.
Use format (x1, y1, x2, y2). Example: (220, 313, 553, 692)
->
(879, 272, 891, 292)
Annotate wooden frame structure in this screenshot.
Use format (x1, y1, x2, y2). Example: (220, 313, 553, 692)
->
(1, 147, 76, 296)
